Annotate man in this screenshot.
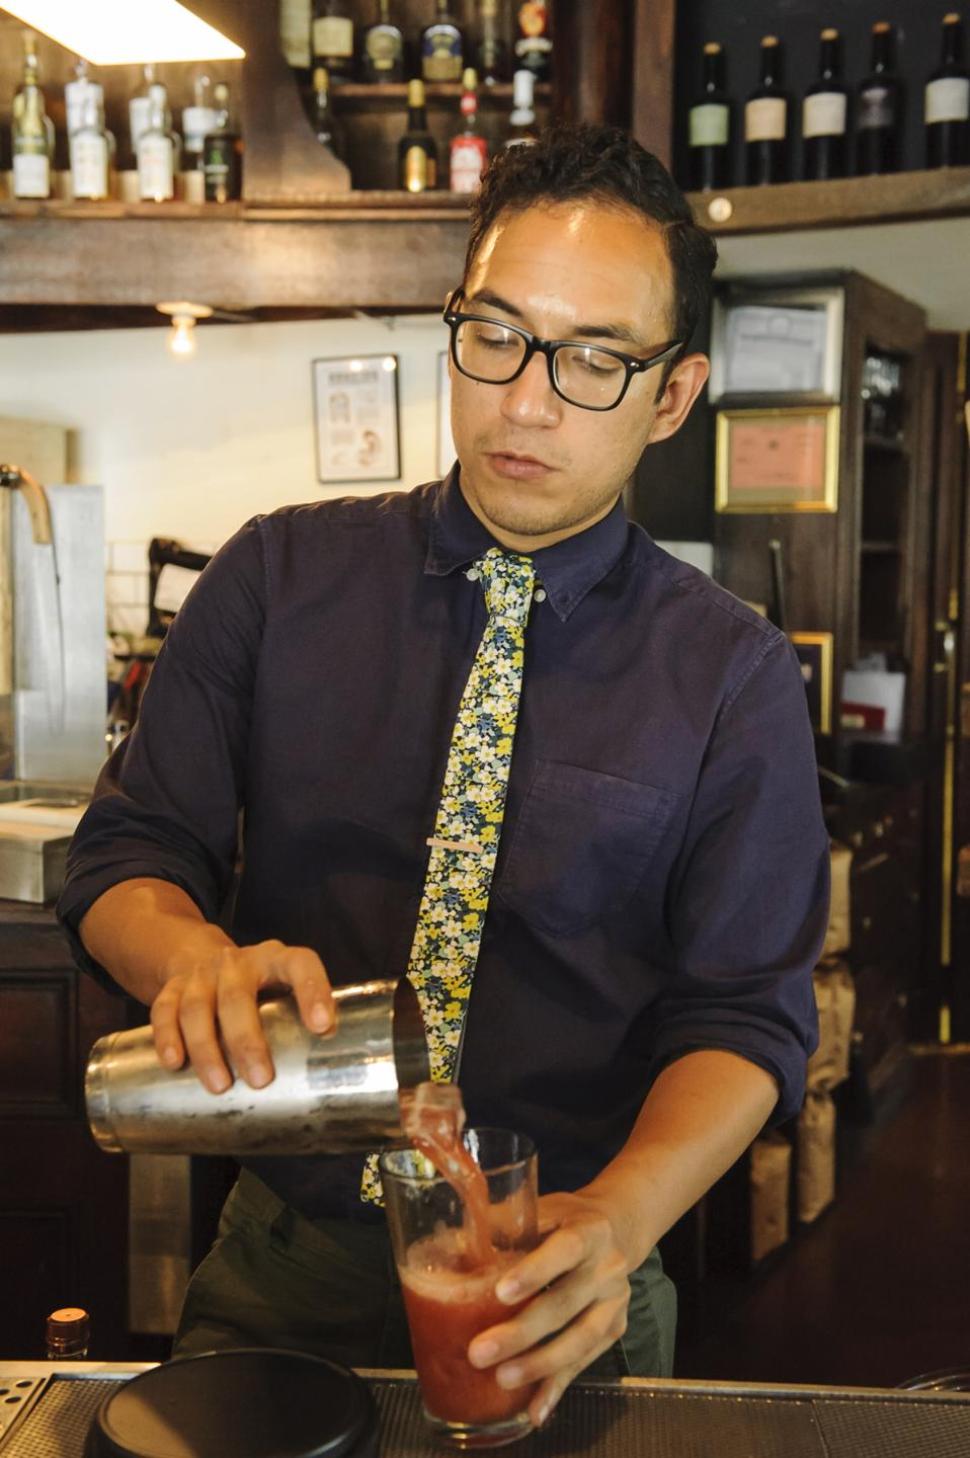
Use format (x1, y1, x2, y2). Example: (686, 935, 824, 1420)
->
(59, 124, 827, 1426)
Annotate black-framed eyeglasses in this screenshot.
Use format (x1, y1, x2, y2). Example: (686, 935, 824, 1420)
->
(442, 288, 685, 412)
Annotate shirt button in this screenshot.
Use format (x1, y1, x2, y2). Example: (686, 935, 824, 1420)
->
(465, 567, 479, 581)
(534, 588, 547, 603)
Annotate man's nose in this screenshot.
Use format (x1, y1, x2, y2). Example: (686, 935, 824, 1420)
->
(499, 351, 561, 427)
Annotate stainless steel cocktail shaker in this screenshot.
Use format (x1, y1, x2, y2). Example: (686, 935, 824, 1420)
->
(85, 978, 430, 1156)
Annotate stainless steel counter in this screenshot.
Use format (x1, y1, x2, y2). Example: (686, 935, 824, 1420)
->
(2, 1362, 969, 1458)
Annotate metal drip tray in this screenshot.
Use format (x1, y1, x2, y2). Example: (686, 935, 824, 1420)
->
(2, 1365, 970, 1458)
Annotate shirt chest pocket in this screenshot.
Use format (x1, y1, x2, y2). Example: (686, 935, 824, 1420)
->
(494, 761, 681, 938)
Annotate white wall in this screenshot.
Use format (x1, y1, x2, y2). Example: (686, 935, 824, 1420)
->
(0, 313, 451, 634)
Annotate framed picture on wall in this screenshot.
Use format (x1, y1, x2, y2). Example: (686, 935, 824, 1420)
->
(437, 350, 456, 479)
(312, 354, 401, 484)
(715, 405, 840, 513)
(789, 631, 833, 735)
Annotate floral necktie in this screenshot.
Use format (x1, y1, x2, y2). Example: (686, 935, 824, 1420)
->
(361, 546, 536, 1202)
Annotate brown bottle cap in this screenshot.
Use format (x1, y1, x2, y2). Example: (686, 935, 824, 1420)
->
(703, 42, 722, 55)
(408, 78, 425, 106)
(48, 1307, 88, 1326)
(821, 28, 839, 40)
(761, 35, 779, 47)
(944, 12, 960, 22)
(873, 21, 892, 33)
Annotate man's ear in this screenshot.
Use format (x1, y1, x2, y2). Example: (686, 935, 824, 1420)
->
(647, 353, 710, 445)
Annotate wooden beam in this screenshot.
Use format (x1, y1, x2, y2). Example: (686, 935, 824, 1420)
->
(690, 168, 970, 236)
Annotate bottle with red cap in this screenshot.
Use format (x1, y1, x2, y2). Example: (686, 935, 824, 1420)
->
(450, 68, 488, 193)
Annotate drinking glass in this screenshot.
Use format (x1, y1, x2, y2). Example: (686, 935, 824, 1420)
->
(380, 1128, 538, 1449)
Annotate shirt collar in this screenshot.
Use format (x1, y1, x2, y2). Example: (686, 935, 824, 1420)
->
(425, 465, 630, 622)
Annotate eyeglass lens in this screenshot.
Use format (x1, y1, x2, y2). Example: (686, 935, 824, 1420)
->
(455, 318, 630, 408)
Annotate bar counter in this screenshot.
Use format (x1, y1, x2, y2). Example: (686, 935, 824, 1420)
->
(1, 1362, 968, 1458)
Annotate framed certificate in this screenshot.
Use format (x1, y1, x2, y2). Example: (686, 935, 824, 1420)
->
(789, 631, 834, 734)
(312, 354, 401, 485)
(715, 405, 840, 513)
(709, 287, 844, 403)
(436, 350, 456, 479)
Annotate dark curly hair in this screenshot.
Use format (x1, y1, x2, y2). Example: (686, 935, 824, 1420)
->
(465, 124, 718, 358)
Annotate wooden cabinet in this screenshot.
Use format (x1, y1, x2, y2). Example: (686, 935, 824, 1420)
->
(0, 904, 129, 1359)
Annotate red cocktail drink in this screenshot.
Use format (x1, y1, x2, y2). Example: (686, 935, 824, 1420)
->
(381, 1111, 538, 1449)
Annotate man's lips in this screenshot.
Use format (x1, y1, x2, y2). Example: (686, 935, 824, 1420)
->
(485, 451, 555, 480)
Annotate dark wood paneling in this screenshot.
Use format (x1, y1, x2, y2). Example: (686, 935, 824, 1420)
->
(0, 975, 76, 1116)
(631, 0, 675, 164)
(553, 0, 634, 130)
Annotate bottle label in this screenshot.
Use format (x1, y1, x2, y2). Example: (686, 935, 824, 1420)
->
(366, 29, 402, 70)
(926, 76, 970, 125)
(858, 85, 892, 130)
(182, 105, 220, 157)
(313, 16, 354, 58)
(423, 28, 462, 82)
(689, 102, 729, 147)
(280, 0, 312, 68)
(745, 96, 787, 143)
(518, 2, 548, 37)
(514, 36, 553, 57)
(71, 133, 109, 198)
(129, 95, 152, 150)
(138, 135, 175, 199)
(404, 145, 436, 191)
(450, 135, 488, 192)
(13, 152, 50, 198)
(803, 91, 847, 138)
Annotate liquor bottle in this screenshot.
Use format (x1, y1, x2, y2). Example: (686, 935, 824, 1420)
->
(313, 66, 346, 160)
(11, 32, 54, 200)
(450, 68, 488, 192)
(514, 1, 552, 82)
(46, 1308, 90, 1360)
(203, 83, 243, 203)
(362, 0, 405, 83)
(398, 78, 438, 191)
(477, 0, 510, 86)
(279, 0, 312, 76)
(745, 35, 790, 185)
(422, 0, 464, 84)
(926, 12, 970, 168)
(312, 0, 355, 84)
(182, 73, 220, 175)
(856, 21, 902, 175)
(506, 69, 538, 148)
(129, 65, 158, 162)
(802, 28, 849, 181)
(137, 83, 178, 202)
(65, 57, 103, 141)
(688, 41, 731, 191)
(71, 90, 113, 200)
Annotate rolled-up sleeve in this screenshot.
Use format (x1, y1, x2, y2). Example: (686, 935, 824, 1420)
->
(649, 633, 829, 1123)
(56, 516, 267, 990)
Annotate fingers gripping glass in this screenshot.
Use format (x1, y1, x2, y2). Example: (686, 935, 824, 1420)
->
(443, 289, 685, 411)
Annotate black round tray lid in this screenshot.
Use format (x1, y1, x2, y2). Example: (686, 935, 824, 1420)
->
(87, 1349, 377, 1458)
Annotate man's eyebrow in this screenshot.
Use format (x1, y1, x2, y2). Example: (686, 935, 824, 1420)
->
(464, 288, 647, 347)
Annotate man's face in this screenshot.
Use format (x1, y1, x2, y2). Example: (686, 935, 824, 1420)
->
(450, 200, 707, 552)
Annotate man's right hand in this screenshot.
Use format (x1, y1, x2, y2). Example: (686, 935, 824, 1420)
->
(151, 940, 335, 1094)
(79, 878, 335, 1095)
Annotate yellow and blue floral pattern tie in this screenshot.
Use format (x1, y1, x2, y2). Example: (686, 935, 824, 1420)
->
(361, 546, 536, 1202)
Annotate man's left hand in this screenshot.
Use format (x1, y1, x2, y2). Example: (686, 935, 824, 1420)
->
(466, 1189, 633, 1428)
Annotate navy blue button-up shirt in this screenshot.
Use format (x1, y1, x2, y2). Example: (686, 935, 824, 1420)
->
(59, 470, 827, 1221)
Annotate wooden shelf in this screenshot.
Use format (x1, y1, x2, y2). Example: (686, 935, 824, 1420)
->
(687, 167, 970, 236)
(331, 82, 552, 104)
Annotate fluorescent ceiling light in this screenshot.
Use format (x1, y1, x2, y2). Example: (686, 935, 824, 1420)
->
(1, 1, 245, 65)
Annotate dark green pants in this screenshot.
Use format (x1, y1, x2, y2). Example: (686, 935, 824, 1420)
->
(174, 1169, 676, 1378)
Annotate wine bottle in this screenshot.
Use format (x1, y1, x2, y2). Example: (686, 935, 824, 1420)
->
(506, 69, 538, 148)
(11, 31, 54, 200)
(202, 83, 242, 203)
(688, 41, 731, 192)
(399, 79, 438, 192)
(926, 12, 970, 168)
(450, 67, 488, 192)
(515, 1, 552, 82)
(422, 0, 464, 84)
(312, 0, 355, 84)
(362, 0, 405, 84)
(803, 28, 849, 181)
(856, 21, 902, 175)
(71, 89, 112, 200)
(745, 35, 790, 185)
(137, 82, 178, 202)
(476, 0, 510, 86)
(313, 66, 346, 160)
